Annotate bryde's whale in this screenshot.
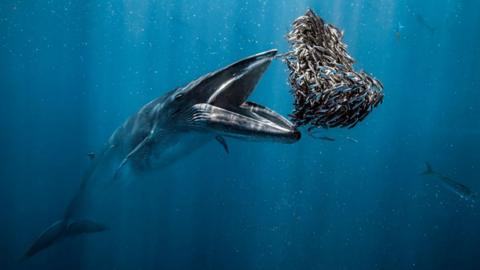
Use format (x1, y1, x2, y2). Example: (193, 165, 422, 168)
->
(24, 49, 300, 259)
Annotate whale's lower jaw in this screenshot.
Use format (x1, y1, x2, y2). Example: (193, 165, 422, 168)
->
(187, 102, 300, 144)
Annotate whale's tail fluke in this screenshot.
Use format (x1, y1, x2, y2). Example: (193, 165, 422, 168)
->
(421, 162, 435, 176)
(22, 219, 107, 260)
(22, 146, 115, 261)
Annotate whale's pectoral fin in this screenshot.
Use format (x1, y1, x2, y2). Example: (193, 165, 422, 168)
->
(215, 135, 229, 154)
(113, 134, 152, 180)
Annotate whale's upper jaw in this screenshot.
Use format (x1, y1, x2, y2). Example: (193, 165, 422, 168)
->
(204, 49, 278, 109)
(171, 49, 300, 143)
(174, 49, 278, 106)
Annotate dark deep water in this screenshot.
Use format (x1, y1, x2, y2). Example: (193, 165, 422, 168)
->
(1, 0, 480, 269)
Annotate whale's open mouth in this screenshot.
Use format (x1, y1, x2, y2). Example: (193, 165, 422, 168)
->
(183, 49, 300, 143)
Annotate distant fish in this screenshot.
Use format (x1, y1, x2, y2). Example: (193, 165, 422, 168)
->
(307, 127, 335, 141)
(345, 136, 359, 143)
(421, 162, 476, 201)
(395, 22, 405, 41)
(317, 136, 335, 141)
(308, 133, 335, 141)
(87, 152, 96, 160)
(415, 14, 435, 34)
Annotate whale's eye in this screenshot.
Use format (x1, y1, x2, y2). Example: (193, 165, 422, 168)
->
(174, 93, 183, 101)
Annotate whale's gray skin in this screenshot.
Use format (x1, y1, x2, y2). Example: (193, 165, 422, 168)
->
(23, 49, 300, 259)
(421, 162, 476, 201)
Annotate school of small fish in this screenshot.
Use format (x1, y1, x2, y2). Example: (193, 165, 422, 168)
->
(283, 9, 384, 129)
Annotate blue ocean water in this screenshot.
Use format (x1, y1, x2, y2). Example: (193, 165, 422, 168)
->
(1, 0, 480, 269)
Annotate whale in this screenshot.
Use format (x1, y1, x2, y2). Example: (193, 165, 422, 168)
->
(23, 49, 300, 259)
